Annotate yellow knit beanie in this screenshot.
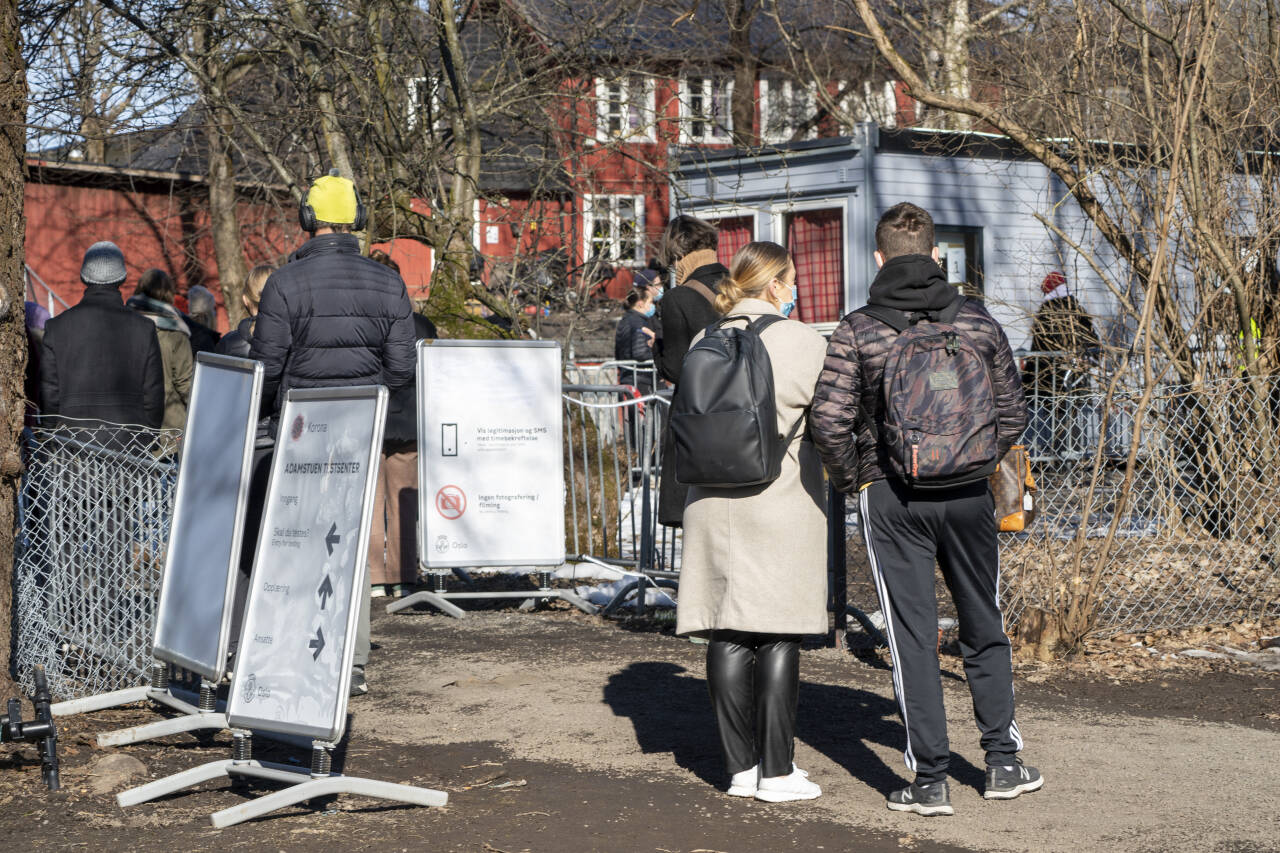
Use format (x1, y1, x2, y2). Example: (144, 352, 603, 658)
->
(306, 174, 358, 224)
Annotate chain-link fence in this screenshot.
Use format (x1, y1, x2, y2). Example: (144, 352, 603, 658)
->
(994, 361, 1280, 636)
(12, 419, 180, 699)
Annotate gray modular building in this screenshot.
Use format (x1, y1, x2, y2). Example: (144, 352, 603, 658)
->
(670, 123, 1126, 350)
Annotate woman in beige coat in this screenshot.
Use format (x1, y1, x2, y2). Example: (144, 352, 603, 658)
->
(674, 241, 829, 803)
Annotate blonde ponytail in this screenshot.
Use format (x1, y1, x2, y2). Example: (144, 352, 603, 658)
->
(714, 241, 792, 315)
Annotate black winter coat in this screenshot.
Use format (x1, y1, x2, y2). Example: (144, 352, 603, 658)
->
(40, 285, 166, 431)
(214, 317, 255, 359)
(810, 254, 1027, 494)
(655, 263, 725, 384)
(250, 234, 417, 417)
(382, 313, 437, 446)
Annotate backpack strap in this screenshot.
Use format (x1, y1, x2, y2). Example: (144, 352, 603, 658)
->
(682, 277, 717, 307)
(854, 304, 911, 332)
(747, 314, 788, 335)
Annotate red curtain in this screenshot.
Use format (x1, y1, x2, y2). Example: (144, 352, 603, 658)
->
(787, 209, 843, 323)
(713, 216, 754, 267)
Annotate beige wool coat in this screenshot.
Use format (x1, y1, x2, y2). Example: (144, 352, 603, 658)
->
(675, 298, 830, 637)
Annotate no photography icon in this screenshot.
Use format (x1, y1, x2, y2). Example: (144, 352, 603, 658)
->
(435, 485, 466, 520)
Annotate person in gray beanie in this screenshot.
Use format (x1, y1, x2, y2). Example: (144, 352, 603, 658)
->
(40, 241, 166, 442)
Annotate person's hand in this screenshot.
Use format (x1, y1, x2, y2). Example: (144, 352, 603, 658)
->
(642, 327, 656, 347)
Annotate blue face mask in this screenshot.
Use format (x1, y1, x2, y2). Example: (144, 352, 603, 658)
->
(642, 305, 656, 318)
(779, 285, 797, 319)
(652, 287, 664, 302)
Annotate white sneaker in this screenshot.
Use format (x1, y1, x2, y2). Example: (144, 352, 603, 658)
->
(755, 768, 821, 802)
(727, 765, 758, 797)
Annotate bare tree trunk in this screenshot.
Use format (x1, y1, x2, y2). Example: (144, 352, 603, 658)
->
(0, 0, 26, 693)
(205, 113, 249, 327)
(286, 0, 354, 178)
(940, 0, 971, 129)
(727, 0, 759, 147)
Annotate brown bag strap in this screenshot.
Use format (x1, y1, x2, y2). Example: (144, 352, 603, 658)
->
(682, 278, 717, 306)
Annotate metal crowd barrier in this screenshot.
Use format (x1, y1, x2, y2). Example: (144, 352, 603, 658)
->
(562, 383, 678, 616)
(13, 420, 181, 700)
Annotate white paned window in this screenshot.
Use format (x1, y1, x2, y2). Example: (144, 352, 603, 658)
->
(595, 75, 657, 143)
(679, 76, 733, 143)
(838, 80, 899, 131)
(759, 78, 818, 144)
(584, 194, 645, 266)
(407, 76, 447, 132)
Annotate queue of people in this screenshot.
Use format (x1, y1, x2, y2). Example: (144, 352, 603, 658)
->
(35, 179, 1041, 819)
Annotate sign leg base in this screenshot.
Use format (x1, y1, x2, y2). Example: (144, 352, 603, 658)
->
(210, 771, 448, 828)
(384, 590, 468, 618)
(97, 711, 229, 747)
(117, 759, 237, 807)
(50, 685, 154, 717)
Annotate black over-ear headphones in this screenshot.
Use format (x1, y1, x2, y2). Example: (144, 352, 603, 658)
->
(298, 169, 368, 232)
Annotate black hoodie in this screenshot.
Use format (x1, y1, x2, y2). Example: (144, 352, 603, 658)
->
(867, 253, 960, 313)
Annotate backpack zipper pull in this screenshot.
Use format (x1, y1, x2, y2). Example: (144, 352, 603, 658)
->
(945, 332, 959, 356)
(910, 432, 921, 479)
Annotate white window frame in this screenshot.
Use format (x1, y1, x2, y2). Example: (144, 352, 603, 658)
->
(678, 75, 734, 144)
(583, 194, 646, 267)
(595, 75, 657, 143)
(837, 80, 899, 131)
(759, 78, 818, 144)
(407, 75, 447, 132)
(769, 197, 851, 332)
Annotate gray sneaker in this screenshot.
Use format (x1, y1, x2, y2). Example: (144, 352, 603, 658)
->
(984, 761, 1043, 799)
(886, 780, 954, 816)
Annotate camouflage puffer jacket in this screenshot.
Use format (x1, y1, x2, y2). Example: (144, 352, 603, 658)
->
(810, 255, 1028, 494)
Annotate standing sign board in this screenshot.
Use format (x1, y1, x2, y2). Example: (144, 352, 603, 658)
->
(417, 340, 565, 568)
(227, 386, 387, 743)
(152, 354, 262, 681)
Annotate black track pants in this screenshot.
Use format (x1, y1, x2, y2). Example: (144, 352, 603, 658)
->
(706, 630, 802, 779)
(860, 478, 1022, 785)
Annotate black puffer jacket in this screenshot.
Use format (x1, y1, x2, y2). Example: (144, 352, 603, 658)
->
(383, 313, 437, 446)
(40, 284, 166, 429)
(810, 254, 1027, 494)
(250, 234, 416, 416)
(214, 317, 255, 359)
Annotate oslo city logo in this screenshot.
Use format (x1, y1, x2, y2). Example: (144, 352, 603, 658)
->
(290, 414, 305, 442)
(241, 673, 257, 704)
(434, 534, 450, 555)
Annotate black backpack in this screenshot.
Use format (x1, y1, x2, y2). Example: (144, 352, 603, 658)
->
(857, 296, 1000, 489)
(669, 314, 803, 487)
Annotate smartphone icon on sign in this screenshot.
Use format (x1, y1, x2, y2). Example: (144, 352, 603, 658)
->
(441, 423, 458, 456)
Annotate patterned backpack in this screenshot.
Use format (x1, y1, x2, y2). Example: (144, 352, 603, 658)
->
(857, 296, 999, 489)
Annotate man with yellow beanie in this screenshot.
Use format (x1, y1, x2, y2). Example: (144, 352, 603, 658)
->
(250, 170, 416, 697)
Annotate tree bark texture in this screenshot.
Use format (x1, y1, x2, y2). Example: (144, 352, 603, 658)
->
(205, 113, 250, 327)
(0, 0, 25, 694)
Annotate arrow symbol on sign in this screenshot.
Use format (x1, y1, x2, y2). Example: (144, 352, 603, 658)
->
(325, 523, 341, 556)
(317, 575, 333, 610)
(309, 627, 325, 660)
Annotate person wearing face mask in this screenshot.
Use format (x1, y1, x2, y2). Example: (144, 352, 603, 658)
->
(675, 241, 829, 803)
(614, 285, 658, 395)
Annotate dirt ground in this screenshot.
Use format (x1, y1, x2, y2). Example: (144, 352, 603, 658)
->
(3, 602, 1279, 853)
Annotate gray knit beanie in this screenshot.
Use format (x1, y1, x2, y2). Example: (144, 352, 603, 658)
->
(80, 241, 128, 287)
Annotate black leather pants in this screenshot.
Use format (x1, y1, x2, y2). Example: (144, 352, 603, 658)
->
(706, 630, 802, 779)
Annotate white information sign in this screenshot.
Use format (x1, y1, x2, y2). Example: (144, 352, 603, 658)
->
(946, 247, 967, 284)
(152, 354, 262, 682)
(227, 386, 387, 743)
(417, 340, 565, 568)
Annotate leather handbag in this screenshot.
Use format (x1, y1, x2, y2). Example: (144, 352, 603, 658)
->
(990, 445, 1037, 532)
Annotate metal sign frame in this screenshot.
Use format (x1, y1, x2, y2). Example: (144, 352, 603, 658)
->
(415, 338, 565, 569)
(151, 353, 263, 681)
(227, 385, 387, 744)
